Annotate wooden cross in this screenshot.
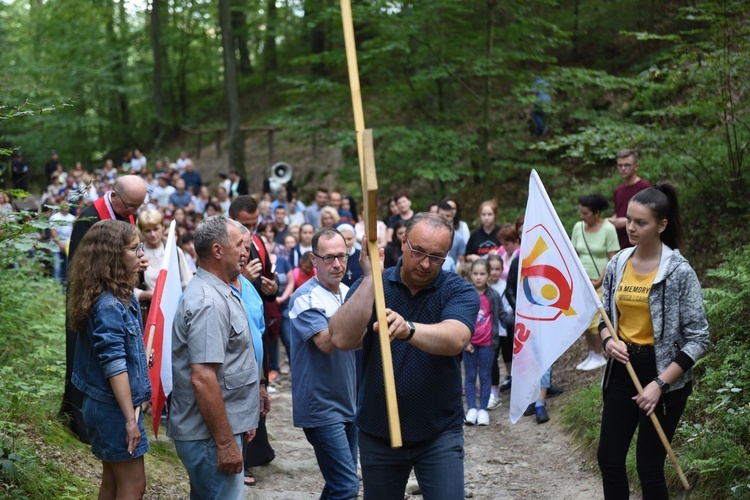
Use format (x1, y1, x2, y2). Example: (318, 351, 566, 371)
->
(340, 0, 402, 448)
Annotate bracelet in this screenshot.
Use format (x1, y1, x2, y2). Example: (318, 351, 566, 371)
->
(602, 337, 614, 350)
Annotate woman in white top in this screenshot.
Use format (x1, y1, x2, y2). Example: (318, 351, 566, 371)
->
(135, 210, 193, 315)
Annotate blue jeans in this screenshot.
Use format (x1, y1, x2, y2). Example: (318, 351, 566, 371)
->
(463, 345, 493, 410)
(303, 422, 359, 499)
(359, 426, 464, 499)
(174, 434, 244, 500)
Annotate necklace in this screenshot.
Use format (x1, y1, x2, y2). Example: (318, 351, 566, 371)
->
(631, 249, 661, 275)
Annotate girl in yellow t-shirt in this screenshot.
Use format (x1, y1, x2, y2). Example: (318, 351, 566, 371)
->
(597, 184, 710, 499)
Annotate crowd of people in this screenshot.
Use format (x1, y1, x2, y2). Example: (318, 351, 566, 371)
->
(1, 146, 710, 499)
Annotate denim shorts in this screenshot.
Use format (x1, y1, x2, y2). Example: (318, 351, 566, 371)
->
(82, 395, 149, 462)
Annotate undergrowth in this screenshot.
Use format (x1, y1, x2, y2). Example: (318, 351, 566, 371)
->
(562, 245, 750, 499)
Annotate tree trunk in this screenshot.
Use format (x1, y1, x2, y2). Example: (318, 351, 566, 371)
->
(231, 0, 253, 76)
(219, 0, 246, 176)
(264, 0, 278, 77)
(107, 0, 132, 149)
(479, 0, 495, 196)
(150, 0, 166, 148)
(307, 0, 328, 76)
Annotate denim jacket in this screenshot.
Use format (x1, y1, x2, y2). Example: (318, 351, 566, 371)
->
(72, 291, 152, 406)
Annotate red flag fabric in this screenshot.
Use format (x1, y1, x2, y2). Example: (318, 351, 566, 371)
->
(143, 220, 182, 437)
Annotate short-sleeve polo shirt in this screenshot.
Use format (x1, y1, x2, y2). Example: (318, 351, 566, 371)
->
(349, 259, 479, 442)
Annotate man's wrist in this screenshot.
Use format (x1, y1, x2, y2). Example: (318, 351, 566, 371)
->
(404, 320, 416, 341)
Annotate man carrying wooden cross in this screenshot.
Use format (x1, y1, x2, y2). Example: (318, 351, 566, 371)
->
(330, 212, 479, 499)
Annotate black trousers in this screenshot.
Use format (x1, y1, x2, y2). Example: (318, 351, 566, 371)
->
(597, 348, 691, 500)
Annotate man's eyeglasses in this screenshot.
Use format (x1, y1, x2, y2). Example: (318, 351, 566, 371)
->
(312, 252, 349, 264)
(405, 236, 447, 267)
(113, 188, 142, 212)
(616, 163, 634, 170)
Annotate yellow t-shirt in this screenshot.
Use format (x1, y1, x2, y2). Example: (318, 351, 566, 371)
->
(616, 259, 658, 345)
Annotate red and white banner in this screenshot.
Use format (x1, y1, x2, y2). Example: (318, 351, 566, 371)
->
(143, 220, 181, 437)
(509, 170, 602, 423)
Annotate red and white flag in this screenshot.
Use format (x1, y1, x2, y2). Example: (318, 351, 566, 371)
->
(509, 170, 602, 423)
(143, 220, 181, 437)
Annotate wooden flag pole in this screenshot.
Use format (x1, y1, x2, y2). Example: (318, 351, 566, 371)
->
(599, 308, 691, 490)
(340, 0, 402, 448)
(134, 323, 158, 422)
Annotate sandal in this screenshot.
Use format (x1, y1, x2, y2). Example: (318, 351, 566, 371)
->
(243, 469, 256, 487)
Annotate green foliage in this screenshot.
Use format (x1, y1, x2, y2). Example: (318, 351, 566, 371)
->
(0, 270, 92, 497)
(679, 245, 750, 495)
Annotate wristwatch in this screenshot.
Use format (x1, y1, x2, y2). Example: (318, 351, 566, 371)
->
(404, 320, 416, 341)
(653, 377, 670, 392)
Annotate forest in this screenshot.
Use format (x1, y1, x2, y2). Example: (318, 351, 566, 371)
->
(1, 0, 749, 497)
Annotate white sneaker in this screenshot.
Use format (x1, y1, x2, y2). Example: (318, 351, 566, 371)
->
(576, 352, 594, 370)
(582, 354, 607, 371)
(465, 408, 478, 425)
(477, 410, 490, 426)
(267, 385, 278, 393)
(487, 394, 502, 410)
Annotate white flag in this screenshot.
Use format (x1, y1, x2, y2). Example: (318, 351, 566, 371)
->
(509, 170, 602, 423)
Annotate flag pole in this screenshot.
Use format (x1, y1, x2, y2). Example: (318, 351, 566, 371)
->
(599, 309, 691, 490)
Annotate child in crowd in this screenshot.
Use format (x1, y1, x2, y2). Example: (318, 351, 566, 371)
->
(293, 251, 315, 288)
(486, 254, 513, 409)
(464, 259, 509, 426)
(283, 234, 297, 258)
(456, 262, 472, 282)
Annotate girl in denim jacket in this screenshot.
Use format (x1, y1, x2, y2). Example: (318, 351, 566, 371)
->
(69, 220, 152, 499)
(597, 185, 709, 499)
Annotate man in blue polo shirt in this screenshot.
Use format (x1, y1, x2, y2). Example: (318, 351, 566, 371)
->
(329, 212, 479, 499)
(289, 227, 359, 499)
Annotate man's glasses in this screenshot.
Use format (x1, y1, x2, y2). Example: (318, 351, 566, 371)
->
(312, 252, 349, 264)
(113, 188, 142, 212)
(405, 237, 447, 267)
(616, 163, 634, 170)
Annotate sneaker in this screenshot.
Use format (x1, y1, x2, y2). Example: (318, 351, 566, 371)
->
(465, 408, 478, 425)
(536, 404, 550, 424)
(582, 354, 607, 371)
(487, 394, 502, 410)
(267, 385, 278, 393)
(576, 352, 594, 370)
(477, 410, 490, 426)
(523, 403, 536, 416)
(499, 376, 512, 393)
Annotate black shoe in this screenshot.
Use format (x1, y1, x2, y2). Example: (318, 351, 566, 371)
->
(523, 403, 536, 416)
(499, 376, 512, 393)
(547, 386, 564, 397)
(536, 404, 550, 424)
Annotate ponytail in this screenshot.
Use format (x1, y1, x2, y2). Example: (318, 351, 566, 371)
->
(631, 183, 683, 250)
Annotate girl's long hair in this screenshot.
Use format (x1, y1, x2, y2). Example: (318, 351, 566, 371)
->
(67, 220, 139, 332)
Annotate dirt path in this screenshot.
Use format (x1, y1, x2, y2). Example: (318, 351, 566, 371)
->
(246, 337, 603, 499)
